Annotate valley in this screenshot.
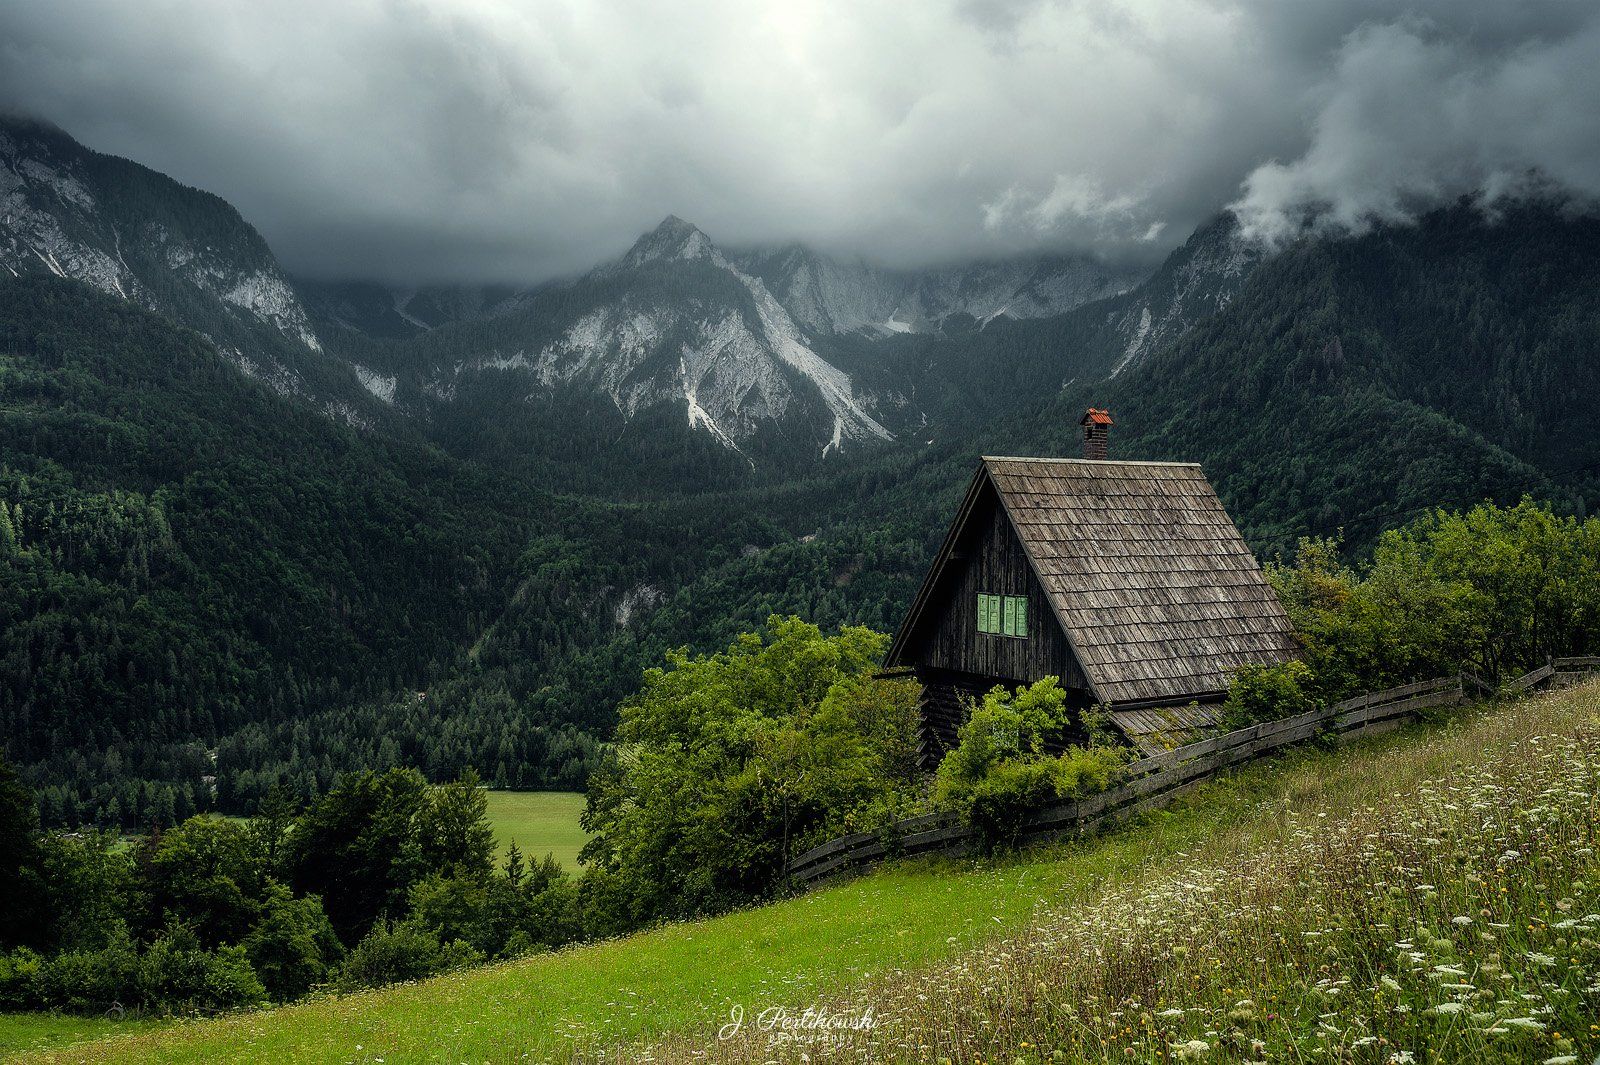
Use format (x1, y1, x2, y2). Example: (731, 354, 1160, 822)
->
(5, 115, 1600, 828)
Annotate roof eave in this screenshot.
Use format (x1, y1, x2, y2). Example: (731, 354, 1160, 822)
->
(883, 463, 994, 669)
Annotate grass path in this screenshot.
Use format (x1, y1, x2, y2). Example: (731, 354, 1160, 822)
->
(24, 688, 1596, 1064)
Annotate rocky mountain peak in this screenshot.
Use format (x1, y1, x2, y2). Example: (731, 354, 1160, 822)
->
(616, 214, 720, 270)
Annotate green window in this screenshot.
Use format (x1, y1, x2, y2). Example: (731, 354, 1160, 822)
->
(976, 593, 1001, 634)
(1003, 595, 1028, 637)
(977, 593, 1028, 637)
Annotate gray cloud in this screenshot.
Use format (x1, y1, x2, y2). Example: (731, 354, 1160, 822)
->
(2, 0, 1596, 284)
(1231, 9, 1600, 244)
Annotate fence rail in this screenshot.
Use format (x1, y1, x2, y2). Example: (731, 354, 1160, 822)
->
(783, 659, 1596, 889)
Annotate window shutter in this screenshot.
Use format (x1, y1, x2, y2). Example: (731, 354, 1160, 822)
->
(1015, 596, 1028, 637)
(985, 594, 998, 633)
(976, 593, 987, 633)
(1002, 594, 1016, 636)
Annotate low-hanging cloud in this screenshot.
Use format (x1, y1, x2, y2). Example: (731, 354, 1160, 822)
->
(1, 0, 1596, 284)
(1231, 12, 1600, 245)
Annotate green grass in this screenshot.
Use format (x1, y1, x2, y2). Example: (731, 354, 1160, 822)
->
(0, 1013, 165, 1059)
(483, 790, 589, 871)
(24, 687, 1599, 1064)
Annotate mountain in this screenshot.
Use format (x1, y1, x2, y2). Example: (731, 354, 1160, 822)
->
(0, 118, 319, 352)
(298, 279, 529, 340)
(1021, 200, 1600, 550)
(0, 116, 397, 428)
(1095, 212, 1264, 376)
(0, 275, 548, 822)
(307, 219, 1144, 475)
(8, 117, 1600, 836)
(347, 216, 896, 475)
(732, 243, 1140, 337)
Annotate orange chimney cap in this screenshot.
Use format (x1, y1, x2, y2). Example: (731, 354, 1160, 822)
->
(1080, 408, 1113, 426)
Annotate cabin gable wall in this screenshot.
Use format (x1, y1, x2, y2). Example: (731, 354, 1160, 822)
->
(911, 487, 1085, 692)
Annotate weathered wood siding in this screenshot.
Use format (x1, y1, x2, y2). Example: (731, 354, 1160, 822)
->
(911, 483, 1086, 692)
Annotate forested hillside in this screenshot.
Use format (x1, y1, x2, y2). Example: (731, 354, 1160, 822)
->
(0, 276, 953, 822)
(1003, 201, 1600, 551)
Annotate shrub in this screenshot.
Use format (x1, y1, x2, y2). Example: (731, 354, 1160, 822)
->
(134, 923, 267, 1014)
(0, 948, 43, 1011)
(1221, 660, 1319, 729)
(9, 922, 266, 1016)
(961, 747, 1129, 847)
(334, 921, 482, 992)
(34, 926, 140, 1013)
(935, 679, 1130, 847)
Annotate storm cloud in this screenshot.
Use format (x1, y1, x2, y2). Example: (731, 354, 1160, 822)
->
(3, 0, 1597, 284)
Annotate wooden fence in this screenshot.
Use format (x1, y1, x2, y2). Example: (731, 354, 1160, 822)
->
(783, 658, 1599, 889)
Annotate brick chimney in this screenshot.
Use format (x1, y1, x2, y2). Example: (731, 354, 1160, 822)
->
(1080, 408, 1112, 460)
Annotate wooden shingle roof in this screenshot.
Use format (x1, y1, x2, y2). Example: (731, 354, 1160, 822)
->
(983, 457, 1298, 705)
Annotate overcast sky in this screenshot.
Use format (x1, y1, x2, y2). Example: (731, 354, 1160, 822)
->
(3, 0, 1598, 285)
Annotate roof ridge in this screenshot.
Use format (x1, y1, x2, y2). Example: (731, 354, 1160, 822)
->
(981, 456, 1202, 468)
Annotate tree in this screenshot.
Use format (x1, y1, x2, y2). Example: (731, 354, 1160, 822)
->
(0, 754, 44, 948)
(581, 616, 921, 919)
(242, 882, 342, 1001)
(138, 816, 267, 947)
(400, 770, 493, 885)
(288, 768, 429, 944)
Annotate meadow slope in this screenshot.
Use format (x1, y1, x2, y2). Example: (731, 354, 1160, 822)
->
(20, 682, 1600, 1065)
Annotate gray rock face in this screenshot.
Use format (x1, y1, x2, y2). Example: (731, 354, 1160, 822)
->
(1103, 213, 1263, 377)
(0, 118, 322, 355)
(420, 217, 893, 456)
(734, 243, 1142, 337)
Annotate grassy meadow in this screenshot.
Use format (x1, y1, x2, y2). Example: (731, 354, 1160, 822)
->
(0, 1013, 165, 1059)
(16, 682, 1600, 1064)
(484, 790, 590, 870)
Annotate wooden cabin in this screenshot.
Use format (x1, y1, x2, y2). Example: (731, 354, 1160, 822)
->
(885, 409, 1299, 765)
